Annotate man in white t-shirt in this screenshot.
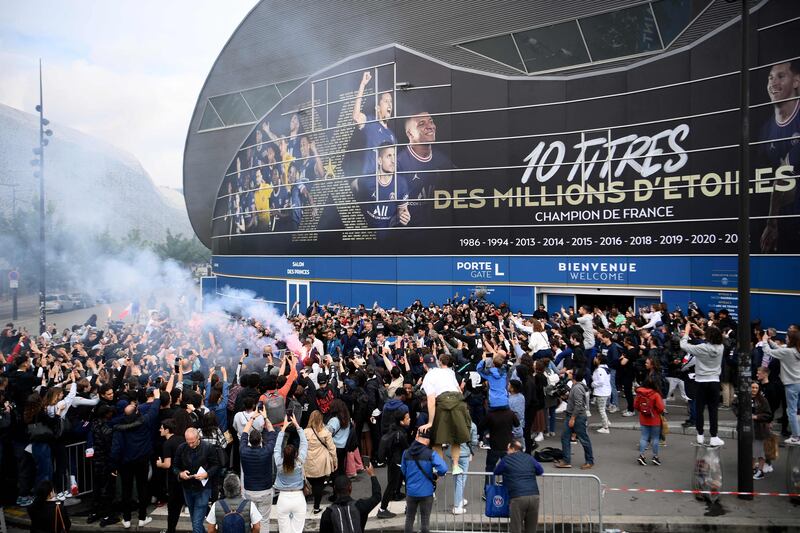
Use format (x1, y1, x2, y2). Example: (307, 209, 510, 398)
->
(206, 474, 262, 533)
(419, 353, 471, 474)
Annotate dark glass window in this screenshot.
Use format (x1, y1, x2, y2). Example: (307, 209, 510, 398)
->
(198, 102, 223, 130)
(580, 4, 662, 62)
(209, 93, 255, 126)
(461, 34, 525, 72)
(241, 85, 282, 119)
(275, 78, 304, 97)
(653, 0, 710, 46)
(513, 21, 590, 73)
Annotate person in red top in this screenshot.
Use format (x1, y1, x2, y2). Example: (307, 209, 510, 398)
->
(634, 376, 665, 466)
(259, 351, 298, 428)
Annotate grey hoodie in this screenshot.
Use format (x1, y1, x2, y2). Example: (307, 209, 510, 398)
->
(680, 335, 723, 383)
(763, 342, 800, 385)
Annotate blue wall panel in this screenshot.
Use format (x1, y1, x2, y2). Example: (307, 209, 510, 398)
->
(210, 255, 798, 327)
(509, 286, 535, 315)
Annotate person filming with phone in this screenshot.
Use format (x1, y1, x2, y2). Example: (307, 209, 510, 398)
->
(173, 427, 221, 533)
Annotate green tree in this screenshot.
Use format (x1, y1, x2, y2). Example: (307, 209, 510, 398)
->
(152, 229, 210, 265)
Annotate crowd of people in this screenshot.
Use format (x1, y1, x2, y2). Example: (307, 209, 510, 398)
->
(0, 296, 798, 533)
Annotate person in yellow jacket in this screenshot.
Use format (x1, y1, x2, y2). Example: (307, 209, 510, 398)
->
(253, 169, 272, 230)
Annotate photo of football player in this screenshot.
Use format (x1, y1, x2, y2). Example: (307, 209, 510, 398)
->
(352, 71, 396, 176)
(355, 142, 410, 228)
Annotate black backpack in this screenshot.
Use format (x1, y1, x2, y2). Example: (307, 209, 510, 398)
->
(217, 499, 249, 533)
(344, 421, 359, 452)
(534, 447, 564, 463)
(331, 500, 362, 533)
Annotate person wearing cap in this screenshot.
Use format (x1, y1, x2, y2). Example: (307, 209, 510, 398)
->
(400, 427, 448, 533)
(418, 353, 471, 475)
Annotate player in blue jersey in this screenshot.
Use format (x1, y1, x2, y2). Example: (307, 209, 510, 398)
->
(759, 61, 800, 252)
(397, 111, 454, 226)
(353, 71, 396, 177)
(298, 135, 324, 181)
(356, 142, 410, 229)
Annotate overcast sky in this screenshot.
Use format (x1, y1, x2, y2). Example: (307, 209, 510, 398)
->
(0, 0, 257, 190)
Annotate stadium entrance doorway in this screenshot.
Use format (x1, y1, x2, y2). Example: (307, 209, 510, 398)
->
(540, 288, 661, 317)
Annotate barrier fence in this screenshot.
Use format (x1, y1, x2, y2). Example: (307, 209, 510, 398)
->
(430, 471, 604, 533)
(64, 440, 93, 497)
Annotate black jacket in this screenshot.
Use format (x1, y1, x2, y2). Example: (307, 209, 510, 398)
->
(319, 475, 381, 533)
(29, 500, 71, 533)
(172, 440, 221, 492)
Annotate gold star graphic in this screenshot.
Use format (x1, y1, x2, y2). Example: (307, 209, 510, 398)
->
(324, 159, 336, 178)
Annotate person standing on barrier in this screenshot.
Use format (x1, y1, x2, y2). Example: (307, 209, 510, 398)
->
(400, 427, 449, 533)
(493, 439, 543, 533)
(555, 368, 594, 469)
(449, 420, 478, 515)
(680, 323, 725, 447)
(418, 354, 471, 475)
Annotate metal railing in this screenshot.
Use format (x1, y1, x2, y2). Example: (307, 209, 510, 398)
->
(429, 471, 603, 533)
(64, 440, 93, 496)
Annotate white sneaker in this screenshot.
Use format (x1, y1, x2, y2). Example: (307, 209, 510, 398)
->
(138, 517, 152, 527)
(122, 521, 131, 529)
(709, 436, 725, 447)
(461, 499, 468, 507)
(534, 432, 544, 442)
(762, 464, 774, 473)
(452, 507, 466, 515)
(622, 410, 635, 417)
(607, 405, 619, 413)
(785, 436, 800, 445)
(696, 434, 705, 445)
(596, 427, 610, 434)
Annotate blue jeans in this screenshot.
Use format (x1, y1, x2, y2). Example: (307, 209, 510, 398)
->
(639, 424, 661, 456)
(183, 487, 212, 533)
(31, 442, 52, 484)
(785, 383, 800, 437)
(548, 406, 556, 433)
(560, 415, 593, 466)
(609, 369, 618, 407)
(453, 454, 470, 508)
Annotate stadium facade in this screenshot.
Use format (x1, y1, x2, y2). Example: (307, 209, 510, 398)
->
(184, 0, 800, 330)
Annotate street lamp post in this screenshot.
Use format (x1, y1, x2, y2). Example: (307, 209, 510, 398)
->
(32, 59, 53, 335)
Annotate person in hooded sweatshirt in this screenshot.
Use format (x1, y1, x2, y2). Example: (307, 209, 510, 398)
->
(110, 387, 162, 528)
(400, 427, 449, 533)
(680, 323, 725, 447)
(634, 376, 666, 466)
(591, 353, 612, 434)
(759, 329, 800, 445)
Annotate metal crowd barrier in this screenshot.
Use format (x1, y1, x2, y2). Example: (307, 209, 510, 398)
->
(429, 471, 603, 533)
(64, 440, 93, 496)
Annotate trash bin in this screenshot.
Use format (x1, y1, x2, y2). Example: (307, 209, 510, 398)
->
(787, 445, 800, 504)
(692, 444, 722, 503)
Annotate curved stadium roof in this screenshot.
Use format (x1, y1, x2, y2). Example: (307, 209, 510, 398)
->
(183, 0, 758, 247)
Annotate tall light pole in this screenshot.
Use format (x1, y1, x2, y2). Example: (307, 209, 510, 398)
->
(734, 0, 753, 500)
(31, 59, 53, 335)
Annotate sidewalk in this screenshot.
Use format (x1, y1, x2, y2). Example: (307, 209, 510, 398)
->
(3, 402, 798, 532)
